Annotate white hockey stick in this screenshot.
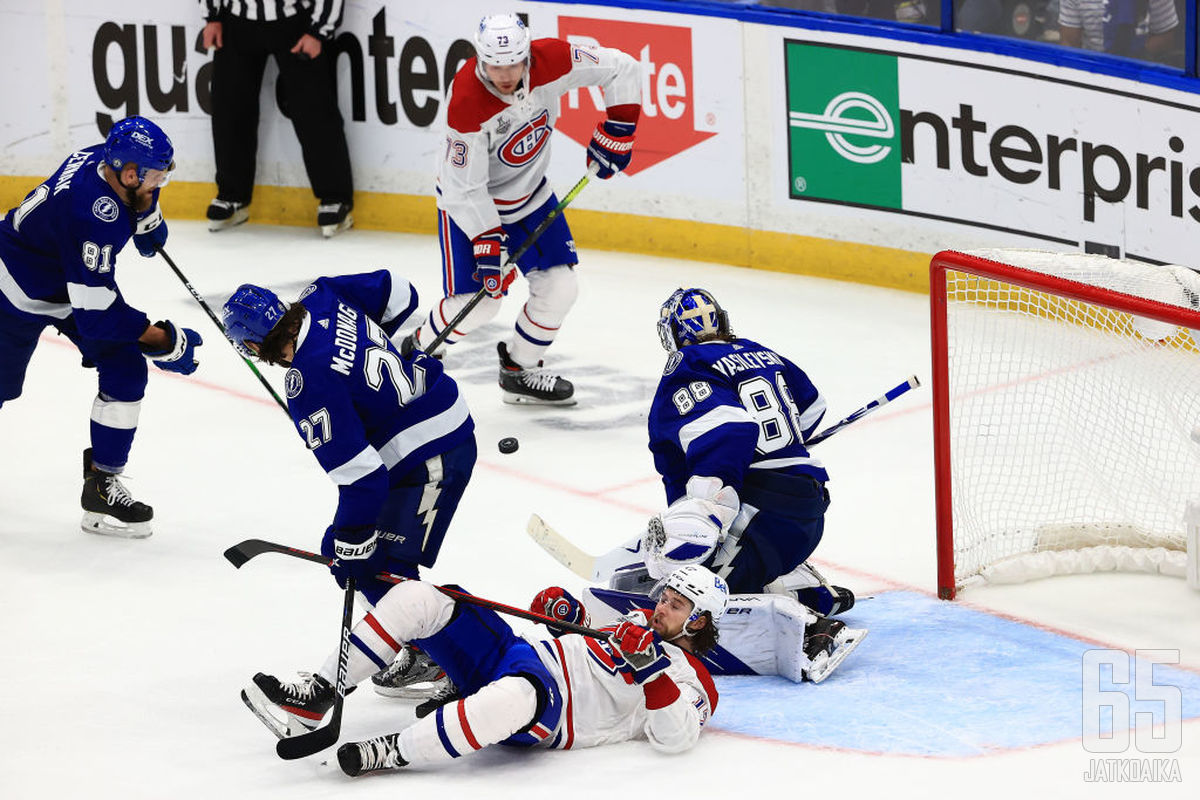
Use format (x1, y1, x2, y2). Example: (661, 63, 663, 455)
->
(526, 514, 642, 582)
(528, 376, 922, 582)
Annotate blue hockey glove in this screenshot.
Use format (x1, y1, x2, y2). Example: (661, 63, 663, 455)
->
(141, 320, 202, 375)
(471, 228, 514, 298)
(586, 120, 636, 179)
(133, 203, 168, 257)
(607, 620, 671, 684)
(321, 525, 385, 589)
(530, 587, 590, 635)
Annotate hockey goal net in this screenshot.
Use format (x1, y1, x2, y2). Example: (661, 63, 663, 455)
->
(931, 249, 1200, 599)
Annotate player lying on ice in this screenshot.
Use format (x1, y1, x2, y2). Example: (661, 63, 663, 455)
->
(242, 565, 728, 776)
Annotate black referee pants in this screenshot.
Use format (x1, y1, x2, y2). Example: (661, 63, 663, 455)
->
(211, 14, 352, 206)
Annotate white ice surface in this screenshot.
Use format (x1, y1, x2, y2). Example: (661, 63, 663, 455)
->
(1, 221, 1196, 798)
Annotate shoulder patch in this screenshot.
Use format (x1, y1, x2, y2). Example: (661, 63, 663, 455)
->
(528, 38, 573, 88)
(298, 283, 317, 300)
(92, 196, 119, 223)
(663, 351, 683, 375)
(284, 368, 304, 399)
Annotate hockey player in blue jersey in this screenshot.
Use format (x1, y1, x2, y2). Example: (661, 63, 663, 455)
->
(641, 287, 855, 619)
(0, 116, 202, 539)
(222, 269, 478, 717)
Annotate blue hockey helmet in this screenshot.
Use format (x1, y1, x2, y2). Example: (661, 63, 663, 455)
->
(222, 284, 287, 357)
(657, 287, 732, 352)
(104, 116, 175, 185)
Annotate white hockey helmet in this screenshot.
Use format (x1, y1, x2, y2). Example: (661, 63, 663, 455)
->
(660, 565, 729, 626)
(474, 13, 531, 67)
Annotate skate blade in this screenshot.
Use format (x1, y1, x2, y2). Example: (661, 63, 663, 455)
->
(81, 512, 152, 539)
(501, 392, 577, 407)
(240, 685, 311, 740)
(208, 210, 249, 232)
(372, 677, 450, 700)
(807, 627, 868, 684)
(321, 215, 354, 238)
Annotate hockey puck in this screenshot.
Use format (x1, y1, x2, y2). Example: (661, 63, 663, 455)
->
(498, 437, 519, 454)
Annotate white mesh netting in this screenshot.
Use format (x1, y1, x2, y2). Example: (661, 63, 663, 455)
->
(942, 249, 1200, 586)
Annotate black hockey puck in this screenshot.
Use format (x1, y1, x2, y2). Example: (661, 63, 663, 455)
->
(498, 437, 519, 454)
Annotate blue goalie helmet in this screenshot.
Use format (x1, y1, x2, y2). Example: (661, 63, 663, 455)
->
(657, 287, 732, 352)
(104, 116, 175, 183)
(222, 284, 287, 357)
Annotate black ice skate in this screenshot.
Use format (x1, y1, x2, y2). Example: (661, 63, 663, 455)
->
(497, 342, 576, 405)
(371, 644, 451, 699)
(80, 448, 153, 539)
(803, 616, 867, 684)
(206, 198, 249, 232)
(398, 329, 442, 361)
(241, 671, 336, 739)
(317, 201, 353, 238)
(338, 733, 407, 777)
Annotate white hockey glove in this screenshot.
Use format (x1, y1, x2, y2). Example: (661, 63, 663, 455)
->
(643, 476, 740, 580)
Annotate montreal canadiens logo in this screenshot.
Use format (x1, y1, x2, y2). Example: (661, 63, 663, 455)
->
(284, 368, 304, 399)
(92, 196, 119, 222)
(498, 110, 551, 167)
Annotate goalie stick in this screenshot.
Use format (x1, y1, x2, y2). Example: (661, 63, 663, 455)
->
(423, 163, 599, 354)
(528, 375, 922, 582)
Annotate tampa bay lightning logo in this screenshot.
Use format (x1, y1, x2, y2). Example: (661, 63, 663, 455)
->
(298, 284, 317, 300)
(284, 368, 303, 399)
(92, 196, 119, 222)
(663, 351, 683, 376)
(498, 109, 551, 167)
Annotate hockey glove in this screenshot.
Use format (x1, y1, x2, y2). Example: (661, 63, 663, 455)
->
(530, 587, 591, 634)
(141, 320, 202, 375)
(133, 202, 168, 257)
(321, 525, 385, 589)
(471, 228, 514, 299)
(607, 621, 671, 684)
(586, 120, 636, 179)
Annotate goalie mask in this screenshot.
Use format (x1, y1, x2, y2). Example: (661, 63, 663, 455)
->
(474, 13, 531, 84)
(654, 565, 729, 627)
(222, 284, 287, 357)
(657, 287, 732, 352)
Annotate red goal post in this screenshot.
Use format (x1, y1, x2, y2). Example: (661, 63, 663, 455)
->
(930, 249, 1200, 599)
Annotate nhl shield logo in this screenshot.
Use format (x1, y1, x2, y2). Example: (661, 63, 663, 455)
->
(284, 368, 304, 399)
(92, 196, 119, 222)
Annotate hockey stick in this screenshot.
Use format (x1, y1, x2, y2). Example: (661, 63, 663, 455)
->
(805, 375, 921, 446)
(528, 375, 923, 582)
(223, 538, 607, 640)
(272, 577, 355, 760)
(424, 163, 600, 354)
(155, 246, 289, 414)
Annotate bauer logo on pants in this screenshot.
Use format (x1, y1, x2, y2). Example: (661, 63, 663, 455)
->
(784, 42, 901, 209)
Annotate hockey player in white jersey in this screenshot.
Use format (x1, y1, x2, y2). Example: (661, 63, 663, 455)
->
(401, 13, 641, 405)
(242, 565, 725, 775)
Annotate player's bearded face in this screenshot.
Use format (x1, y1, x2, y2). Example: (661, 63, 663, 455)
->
(484, 62, 525, 94)
(650, 587, 693, 640)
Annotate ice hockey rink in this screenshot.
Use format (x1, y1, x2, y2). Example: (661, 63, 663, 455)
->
(1, 220, 1197, 798)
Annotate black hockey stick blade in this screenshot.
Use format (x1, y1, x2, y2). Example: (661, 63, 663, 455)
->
(224, 539, 328, 569)
(275, 709, 342, 760)
(275, 577, 355, 760)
